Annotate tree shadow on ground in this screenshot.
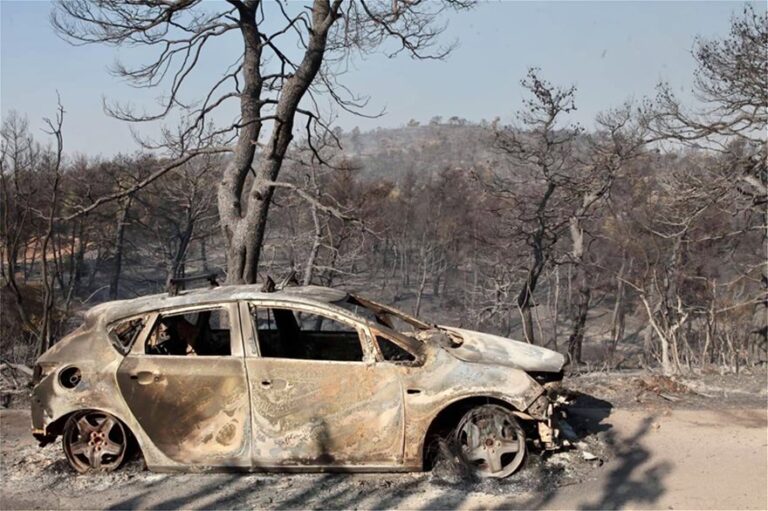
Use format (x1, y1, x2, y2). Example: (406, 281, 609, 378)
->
(577, 414, 672, 510)
(105, 417, 451, 510)
(104, 395, 668, 511)
(509, 402, 671, 511)
(106, 474, 253, 510)
(567, 392, 614, 435)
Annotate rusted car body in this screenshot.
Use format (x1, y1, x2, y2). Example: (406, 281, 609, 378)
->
(31, 285, 566, 478)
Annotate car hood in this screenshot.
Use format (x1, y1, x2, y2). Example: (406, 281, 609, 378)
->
(437, 326, 566, 373)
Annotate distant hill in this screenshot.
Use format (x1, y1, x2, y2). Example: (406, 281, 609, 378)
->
(337, 122, 502, 181)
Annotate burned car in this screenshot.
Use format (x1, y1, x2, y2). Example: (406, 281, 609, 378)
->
(31, 285, 566, 478)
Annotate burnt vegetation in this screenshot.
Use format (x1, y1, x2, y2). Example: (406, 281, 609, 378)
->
(1, 4, 766, 377)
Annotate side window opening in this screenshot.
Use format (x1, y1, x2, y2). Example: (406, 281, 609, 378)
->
(376, 335, 416, 363)
(109, 317, 146, 354)
(145, 307, 231, 356)
(250, 305, 363, 362)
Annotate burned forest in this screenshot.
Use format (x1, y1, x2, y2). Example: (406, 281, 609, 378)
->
(1, 1, 767, 510)
(3, 5, 765, 373)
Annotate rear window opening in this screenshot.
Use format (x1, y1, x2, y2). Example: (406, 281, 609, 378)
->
(109, 318, 146, 354)
(145, 308, 231, 356)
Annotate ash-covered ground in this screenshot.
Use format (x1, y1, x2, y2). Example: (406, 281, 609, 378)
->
(2, 369, 765, 510)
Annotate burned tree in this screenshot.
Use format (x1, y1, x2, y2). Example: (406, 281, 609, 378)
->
(488, 69, 582, 345)
(134, 155, 220, 289)
(564, 106, 647, 363)
(640, 5, 768, 370)
(649, 4, 766, 280)
(0, 103, 69, 358)
(52, 0, 471, 284)
(0, 113, 41, 337)
(482, 70, 646, 359)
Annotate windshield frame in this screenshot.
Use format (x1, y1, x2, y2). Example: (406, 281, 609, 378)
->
(344, 294, 434, 332)
(367, 324, 425, 366)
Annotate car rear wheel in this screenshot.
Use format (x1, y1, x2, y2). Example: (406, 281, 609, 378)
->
(454, 404, 526, 478)
(62, 411, 128, 473)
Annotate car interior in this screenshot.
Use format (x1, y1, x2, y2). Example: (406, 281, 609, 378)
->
(375, 335, 416, 362)
(252, 307, 364, 362)
(140, 304, 415, 363)
(145, 308, 231, 356)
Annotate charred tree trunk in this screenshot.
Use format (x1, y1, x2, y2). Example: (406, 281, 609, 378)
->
(302, 202, 323, 286)
(551, 266, 560, 351)
(515, 181, 556, 345)
(518, 302, 535, 345)
(609, 255, 630, 364)
(108, 195, 132, 300)
(165, 220, 194, 289)
(414, 239, 430, 317)
(37, 106, 64, 357)
(516, 246, 547, 345)
(219, 2, 338, 284)
(567, 216, 590, 364)
(72, 221, 87, 297)
(567, 270, 590, 364)
(200, 237, 209, 272)
(0, 177, 36, 334)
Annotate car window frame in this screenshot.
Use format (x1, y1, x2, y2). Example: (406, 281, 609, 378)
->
(126, 302, 244, 358)
(107, 314, 152, 355)
(367, 326, 425, 367)
(241, 299, 376, 364)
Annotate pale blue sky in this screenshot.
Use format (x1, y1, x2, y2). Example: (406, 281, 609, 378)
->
(1, 1, 761, 156)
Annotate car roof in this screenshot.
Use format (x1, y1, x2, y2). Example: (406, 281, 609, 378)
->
(85, 285, 350, 325)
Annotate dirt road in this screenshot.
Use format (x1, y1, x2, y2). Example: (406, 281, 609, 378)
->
(1, 403, 765, 510)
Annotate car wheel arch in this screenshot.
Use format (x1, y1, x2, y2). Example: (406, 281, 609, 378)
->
(420, 395, 529, 469)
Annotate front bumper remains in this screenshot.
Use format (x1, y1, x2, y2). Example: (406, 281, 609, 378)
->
(522, 389, 572, 450)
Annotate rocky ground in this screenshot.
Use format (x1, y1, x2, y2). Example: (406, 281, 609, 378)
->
(1, 370, 766, 510)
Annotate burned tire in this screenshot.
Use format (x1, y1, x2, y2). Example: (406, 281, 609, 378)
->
(454, 404, 526, 478)
(62, 411, 128, 473)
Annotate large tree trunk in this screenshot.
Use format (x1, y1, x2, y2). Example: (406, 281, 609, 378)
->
(217, 3, 263, 285)
(218, 1, 338, 285)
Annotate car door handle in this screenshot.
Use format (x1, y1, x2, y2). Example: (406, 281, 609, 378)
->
(260, 379, 272, 388)
(130, 371, 162, 385)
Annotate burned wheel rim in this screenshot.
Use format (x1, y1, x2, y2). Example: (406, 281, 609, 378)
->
(63, 411, 127, 473)
(455, 404, 526, 478)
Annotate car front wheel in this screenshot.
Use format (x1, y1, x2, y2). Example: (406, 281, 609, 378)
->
(454, 404, 526, 478)
(62, 411, 128, 473)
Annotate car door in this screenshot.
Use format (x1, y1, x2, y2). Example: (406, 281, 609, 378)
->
(115, 303, 251, 467)
(240, 301, 405, 468)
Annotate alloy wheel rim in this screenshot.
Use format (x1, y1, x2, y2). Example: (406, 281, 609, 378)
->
(64, 412, 127, 473)
(456, 405, 525, 478)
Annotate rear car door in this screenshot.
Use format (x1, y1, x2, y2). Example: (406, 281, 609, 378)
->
(116, 303, 251, 467)
(241, 301, 405, 468)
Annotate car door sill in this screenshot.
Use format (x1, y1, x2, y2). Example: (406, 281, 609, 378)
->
(150, 463, 419, 473)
